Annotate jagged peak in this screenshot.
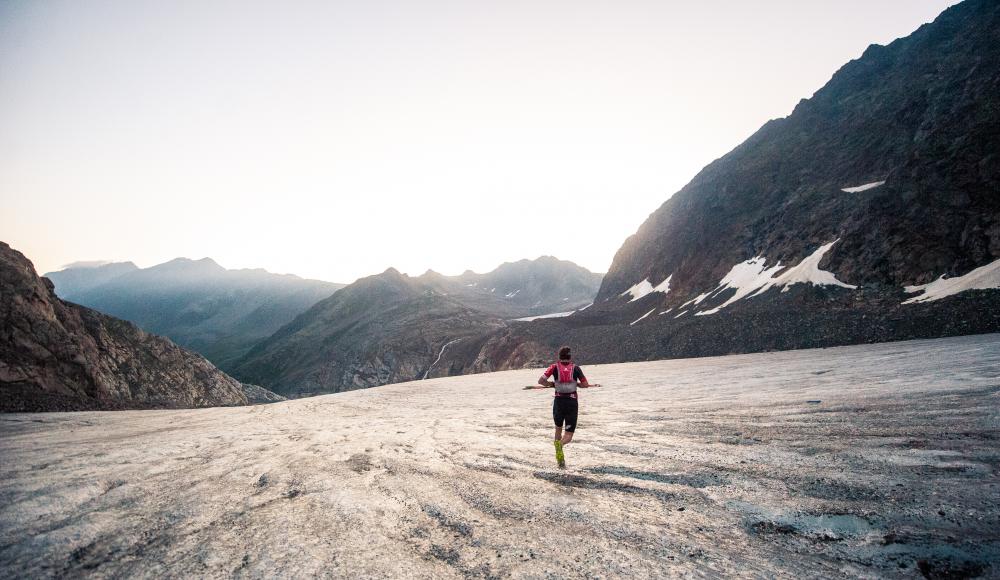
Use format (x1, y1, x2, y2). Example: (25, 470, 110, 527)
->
(156, 256, 224, 268)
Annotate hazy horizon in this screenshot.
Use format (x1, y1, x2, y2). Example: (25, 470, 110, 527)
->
(1, 0, 959, 283)
(49, 253, 605, 284)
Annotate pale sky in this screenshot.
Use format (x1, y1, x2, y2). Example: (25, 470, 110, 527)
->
(0, 0, 958, 283)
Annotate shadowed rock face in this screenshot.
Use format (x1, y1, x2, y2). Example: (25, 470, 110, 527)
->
(0, 242, 254, 411)
(598, 0, 1000, 307)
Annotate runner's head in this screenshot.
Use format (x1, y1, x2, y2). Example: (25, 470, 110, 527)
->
(558, 346, 571, 361)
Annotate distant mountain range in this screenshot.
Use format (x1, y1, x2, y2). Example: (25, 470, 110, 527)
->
(0, 242, 281, 411)
(45, 259, 345, 372)
(452, 256, 602, 317)
(230, 257, 603, 396)
(44, 261, 140, 296)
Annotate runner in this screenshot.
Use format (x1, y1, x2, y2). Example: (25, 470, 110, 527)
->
(525, 346, 601, 468)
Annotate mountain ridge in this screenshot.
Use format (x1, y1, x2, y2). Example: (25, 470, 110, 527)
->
(591, 0, 999, 315)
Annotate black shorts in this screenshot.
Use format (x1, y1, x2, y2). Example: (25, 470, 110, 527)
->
(553, 397, 579, 432)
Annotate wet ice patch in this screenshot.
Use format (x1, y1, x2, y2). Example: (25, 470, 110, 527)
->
(902, 258, 1000, 304)
(587, 466, 728, 488)
(841, 181, 886, 193)
(870, 449, 990, 473)
(731, 501, 878, 541)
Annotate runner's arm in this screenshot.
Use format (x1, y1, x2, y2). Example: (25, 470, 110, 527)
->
(537, 364, 557, 388)
(523, 383, 553, 390)
(578, 378, 602, 388)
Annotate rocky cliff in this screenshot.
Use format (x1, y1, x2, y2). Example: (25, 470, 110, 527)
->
(597, 0, 1000, 313)
(1, 242, 266, 412)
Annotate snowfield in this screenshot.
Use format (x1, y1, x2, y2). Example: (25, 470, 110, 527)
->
(841, 181, 886, 193)
(620, 275, 671, 302)
(512, 311, 575, 322)
(2, 334, 999, 578)
(903, 258, 1000, 304)
(696, 240, 857, 316)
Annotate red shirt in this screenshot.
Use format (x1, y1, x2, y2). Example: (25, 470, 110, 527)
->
(542, 361, 586, 399)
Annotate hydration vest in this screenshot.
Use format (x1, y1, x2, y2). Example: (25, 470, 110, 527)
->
(553, 361, 577, 395)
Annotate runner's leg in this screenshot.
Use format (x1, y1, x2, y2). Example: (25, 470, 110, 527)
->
(560, 399, 578, 445)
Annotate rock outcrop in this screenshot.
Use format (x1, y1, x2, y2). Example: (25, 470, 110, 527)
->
(0, 242, 263, 411)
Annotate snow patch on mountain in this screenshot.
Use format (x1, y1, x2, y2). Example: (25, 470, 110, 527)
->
(680, 291, 713, 310)
(630, 308, 656, 326)
(513, 311, 576, 322)
(903, 258, 1000, 304)
(694, 241, 857, 315)
(653, 275, 672, 294)
(620, 279, 653, 301)
(620, 275, 672, 302)
(770, 241, 858, 290)
(841, 181, 886, 193)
